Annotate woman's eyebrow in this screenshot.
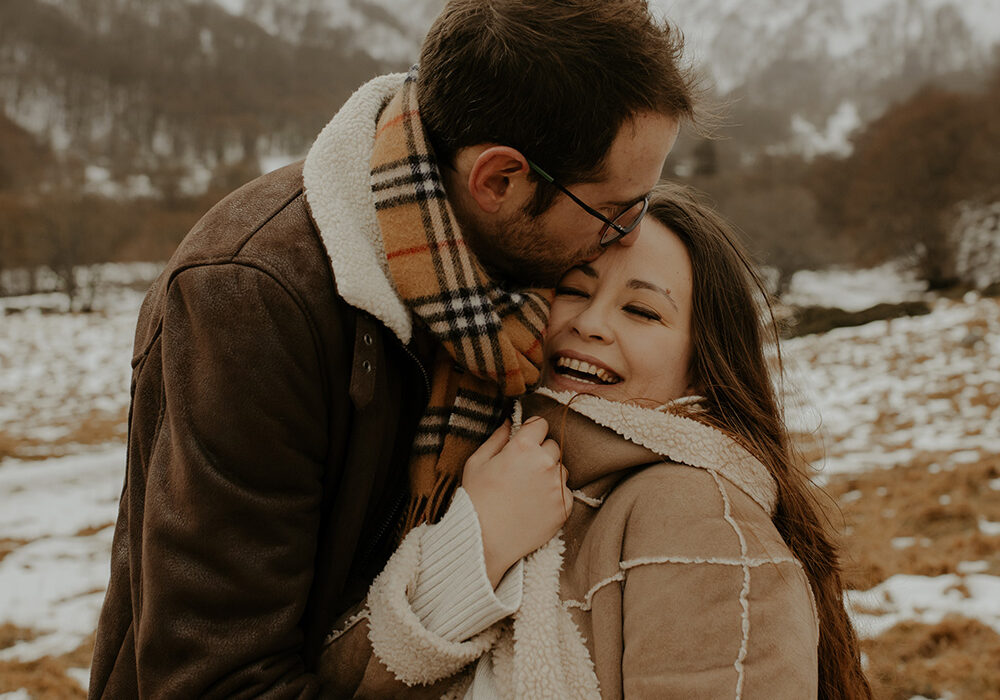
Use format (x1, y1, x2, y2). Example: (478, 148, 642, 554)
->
(627, 279, 678, 310)
(574, 263, 599, 278)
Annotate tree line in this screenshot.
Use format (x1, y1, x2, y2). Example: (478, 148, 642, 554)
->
(679, 66, 1000, 292)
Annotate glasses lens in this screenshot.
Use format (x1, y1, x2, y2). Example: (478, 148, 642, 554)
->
(599, 198, 648, 246)
(615, 199, 647, 230)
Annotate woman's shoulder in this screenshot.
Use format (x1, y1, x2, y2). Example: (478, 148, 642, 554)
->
(601, 462, 794, 564)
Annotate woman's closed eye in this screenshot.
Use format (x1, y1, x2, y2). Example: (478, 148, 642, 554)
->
(555, 286, 589, 299)
(623, 304, 661, 321)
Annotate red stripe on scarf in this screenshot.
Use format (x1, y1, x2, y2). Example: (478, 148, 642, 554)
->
(375, 110, 421, 138)
(386, 238, 466, 260)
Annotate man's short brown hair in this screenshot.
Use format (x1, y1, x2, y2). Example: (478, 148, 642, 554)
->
(418, 0, 695, 214)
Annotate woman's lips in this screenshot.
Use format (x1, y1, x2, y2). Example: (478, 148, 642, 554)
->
(547, 351, 623, 387)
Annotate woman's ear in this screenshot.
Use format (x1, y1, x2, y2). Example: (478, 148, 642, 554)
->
(466, 146, 532, 214)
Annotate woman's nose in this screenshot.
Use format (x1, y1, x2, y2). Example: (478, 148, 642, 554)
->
(571, 303, 613, 342)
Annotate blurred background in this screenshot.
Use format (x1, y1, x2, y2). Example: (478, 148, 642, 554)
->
(1, 1, 998, 697)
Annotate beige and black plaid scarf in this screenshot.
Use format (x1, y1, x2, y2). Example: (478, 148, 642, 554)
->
(370, 68, 552, 533)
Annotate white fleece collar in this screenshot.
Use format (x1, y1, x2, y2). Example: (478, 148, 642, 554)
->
(530, 386, 779, 514)
(303, 72, 413, 343)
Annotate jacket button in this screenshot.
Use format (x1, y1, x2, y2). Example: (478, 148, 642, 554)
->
(363, 333, 373, 346)
(362, 360, 373, 373)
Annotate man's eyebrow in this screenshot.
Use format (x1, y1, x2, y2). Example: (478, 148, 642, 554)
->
(627, 278, 678, 310)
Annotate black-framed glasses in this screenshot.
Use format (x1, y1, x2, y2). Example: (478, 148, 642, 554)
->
(526, 159, 650, 247)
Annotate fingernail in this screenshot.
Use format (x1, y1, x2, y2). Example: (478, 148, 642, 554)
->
(524, 416, 542, 424)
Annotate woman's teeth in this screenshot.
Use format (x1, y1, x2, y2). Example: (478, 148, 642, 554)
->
(554, 356, 621, 385)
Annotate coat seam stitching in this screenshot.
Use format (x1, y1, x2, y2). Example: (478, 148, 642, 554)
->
(710, 470, 750, 700)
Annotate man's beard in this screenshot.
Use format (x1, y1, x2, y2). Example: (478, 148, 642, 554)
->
(462, 208, 596, 288)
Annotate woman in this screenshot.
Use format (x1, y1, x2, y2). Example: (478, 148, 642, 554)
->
(320, 184, 872, 699)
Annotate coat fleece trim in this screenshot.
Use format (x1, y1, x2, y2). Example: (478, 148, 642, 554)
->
(303, 72, 413, 343)
(533, 386, 779, 514)
(366, 521, 502, 685)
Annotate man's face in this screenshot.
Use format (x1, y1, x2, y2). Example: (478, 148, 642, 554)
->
(472, 112, 680, 287)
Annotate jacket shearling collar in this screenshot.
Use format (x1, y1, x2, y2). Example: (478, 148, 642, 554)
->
(303, 73, 413, 344)
(520, 387, 779, 514)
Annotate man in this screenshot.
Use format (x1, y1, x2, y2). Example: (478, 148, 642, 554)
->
(89, 0, 694, 696)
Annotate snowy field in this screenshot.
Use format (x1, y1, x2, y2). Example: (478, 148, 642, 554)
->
(1, 264, 998, 698)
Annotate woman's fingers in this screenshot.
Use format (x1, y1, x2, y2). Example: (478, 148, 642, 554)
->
(514, 415, 549, 445)
(465, 420, 511, 468)
(541, 438, 561, 465)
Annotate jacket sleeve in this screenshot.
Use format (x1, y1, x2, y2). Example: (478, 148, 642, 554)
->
(318, 488, 522, 698)
(618, 468, 819, 699)
(135, 263, 330, 698)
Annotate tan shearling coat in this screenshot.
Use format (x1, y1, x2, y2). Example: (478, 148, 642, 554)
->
(323, 388, 820, 698)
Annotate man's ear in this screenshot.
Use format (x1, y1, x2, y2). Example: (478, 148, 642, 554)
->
(466, 146, 532, 214)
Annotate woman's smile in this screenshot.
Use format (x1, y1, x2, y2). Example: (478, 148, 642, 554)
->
(548, 350, 624, 389)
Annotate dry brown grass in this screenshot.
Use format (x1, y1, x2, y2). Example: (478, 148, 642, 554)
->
(0, 623, 37, 650)
(0, 538, 28, 564)
(0, 632, 94, 699)
(817, 453, 1000, 590)
(0, 406, 127, 461)
(812, 452, 1000, 698)
(59, 409, 128, 450)
(73, 523, 114, 538)
(863, 617, 1000, 700)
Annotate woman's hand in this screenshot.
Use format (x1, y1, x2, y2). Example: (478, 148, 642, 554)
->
(462, 416, 572, 588)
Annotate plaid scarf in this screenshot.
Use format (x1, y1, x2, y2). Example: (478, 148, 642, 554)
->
(371, 69, 553, 533)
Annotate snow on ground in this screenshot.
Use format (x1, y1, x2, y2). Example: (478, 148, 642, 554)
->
(849, 572, 1000, 638)
(781, 261, 929, 311)
(0, 449, 123, 662)
(782, 292, 1000, 477)
(0, 287, 143, 456)
(0, 263, 998, 692)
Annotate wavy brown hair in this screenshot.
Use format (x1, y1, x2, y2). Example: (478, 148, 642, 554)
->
(647, 183, 872, 699)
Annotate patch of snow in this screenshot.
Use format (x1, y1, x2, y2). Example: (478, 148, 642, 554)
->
(954, 200, 1000, 290)
(782, 262, 928, 311)
(178, 163, 213, 196)
(979, 519, 1000, 537)
(212, 0, 247, 15)
(840, 489, 863, 503)
(951, 450, 981, 464)
(957, 561, 990, 575)
(0, 448, 124, 660)
(786, 101, 861, 158)
(259, 153, 304, 175)
(847, 573, 1000, 638)
(782, 293, 1000, 477)
(66, 667, 91, 691)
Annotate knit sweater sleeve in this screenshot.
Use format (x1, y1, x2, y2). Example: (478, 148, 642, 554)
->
(410, 487, 524, 642)
(317, 489, 520, 696)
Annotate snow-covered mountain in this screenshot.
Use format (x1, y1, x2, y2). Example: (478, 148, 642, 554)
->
(209, 0, 443, 63)
(656, 0, 1000, 155)
(1, 0, 997, 196)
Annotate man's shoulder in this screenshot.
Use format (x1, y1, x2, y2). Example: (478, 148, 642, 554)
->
(170, 161, 314, 269)
(136, 161, 348, 347)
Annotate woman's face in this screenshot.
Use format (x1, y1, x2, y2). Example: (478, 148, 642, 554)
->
(542, 217, 694, 406)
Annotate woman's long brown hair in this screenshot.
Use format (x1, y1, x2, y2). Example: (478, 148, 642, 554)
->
(647, 183, 872, 699)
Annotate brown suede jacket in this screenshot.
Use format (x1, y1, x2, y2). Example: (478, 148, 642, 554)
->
(89, 161, 431, 698)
